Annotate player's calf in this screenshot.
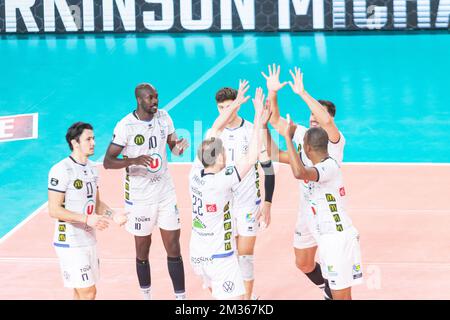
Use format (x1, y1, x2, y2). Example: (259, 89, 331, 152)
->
(75, 286, 96, 300)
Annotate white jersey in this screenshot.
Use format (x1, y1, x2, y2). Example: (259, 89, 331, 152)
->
(189, 161, 241, 262)
(216, 119, 261, 207)
(305, 157, 353, 235)
(293, 125, 346, 210)
(48, 157, 98, 248)
(293, 125, 345, 167)
(111, 110, 175, 204)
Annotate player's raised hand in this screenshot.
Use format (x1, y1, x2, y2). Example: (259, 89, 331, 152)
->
(130, 154, 154, 167)
(231, 79, 250, 108)
(252, 87, 265, 113)
(288, 67, 305, 97)
(175, 137, 189, 155)
(261, 64, 288, 93)
(260, 102, 272, 126)
(87, 215, 109, 231)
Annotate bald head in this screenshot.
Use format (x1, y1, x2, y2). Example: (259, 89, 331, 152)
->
(135, 83, 156, 100)
(304, 127, 329, 153)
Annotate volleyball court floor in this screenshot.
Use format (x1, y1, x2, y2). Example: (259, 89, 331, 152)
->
(0, 163, 449, 299)
(1, 32, 449, 300)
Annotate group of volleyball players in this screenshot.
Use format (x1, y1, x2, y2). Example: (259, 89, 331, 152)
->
(47, 64, 362, 300)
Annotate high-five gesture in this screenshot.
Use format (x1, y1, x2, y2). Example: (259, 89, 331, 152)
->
(230, 79, 251, 109)
(288, 67, 306, 97)
(252, 87, 272, 126)
(208, 79, 250, 139)
(262, 64, 288, 93)
(252, 87, 265, 114)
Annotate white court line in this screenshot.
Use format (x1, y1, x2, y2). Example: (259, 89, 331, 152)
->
(163, 37, 255, 113)
(0, 257, 449, 268)
(0, 202, 48, 245)
(2, 160, 449, 244)
(160, 161, 450, 166)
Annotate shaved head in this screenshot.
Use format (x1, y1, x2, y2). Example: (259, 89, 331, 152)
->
(135, 83, 156, 100)
(304, 127, 329, 152)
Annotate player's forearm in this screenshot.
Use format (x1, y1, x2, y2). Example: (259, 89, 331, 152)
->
(261, 160, 275, 203)
(96, 200, 111, 216)
(103, 155, 134, 170)
(48, 205, 86, 224)
(237, 116, 261, 177)
(268, 91, 282, 130)
(299, 91, 333, 126)
(250, 115, 264, 165)
(285, 136, 306, 179)
(210, 105, 239, 138)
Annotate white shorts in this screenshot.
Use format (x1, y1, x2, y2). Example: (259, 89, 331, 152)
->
(54, 245, 99, 289)
(293, 208, 318, 249)
(191, 254, 245, 300)
(125, 192, 180, 236)
(232, 204, 260, 237)
(318, 227, 364, 291)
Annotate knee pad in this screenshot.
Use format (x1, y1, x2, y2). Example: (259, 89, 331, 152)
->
(238, 255, 254, 281)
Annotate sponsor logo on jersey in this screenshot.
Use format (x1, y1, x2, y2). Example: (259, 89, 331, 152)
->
(134, 134, 145, 145)
(246, 212, 255, 223)
(135, 216, 151, 223)
(327, 265, 338, 277)
(225, 166, 234, 175)
(326, 193, 336, 202)
(191, 256, 213, 265)
(224, 222, 232, 231)
(58, 224, 66, 232)
(74, 179, 83, 189)
(147, 153, 163, 173)
(50, 178, 58, 186)
(83, 199, 95, 215)
(353, 264, 363, 279)
(206, 204, 217, 213)
(63, 271, 70, 281)
(222, 281, 235, 293)
(193, 217, 206, 229)
(339, 187, 346, 196)
(80, 265, 92, 273)
(58, 234, 66, 242)
(174, 204, 179, 215)
(297, 143, 302, 153)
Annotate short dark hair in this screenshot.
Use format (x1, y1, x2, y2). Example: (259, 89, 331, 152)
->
(305, 127, 329, 153)
(318, 100, 336, 117)
(135, 83, 156, 100)
(66, 122, 93, 151)
(197, 137, 224, 168)
(215, 87, 237, 103)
